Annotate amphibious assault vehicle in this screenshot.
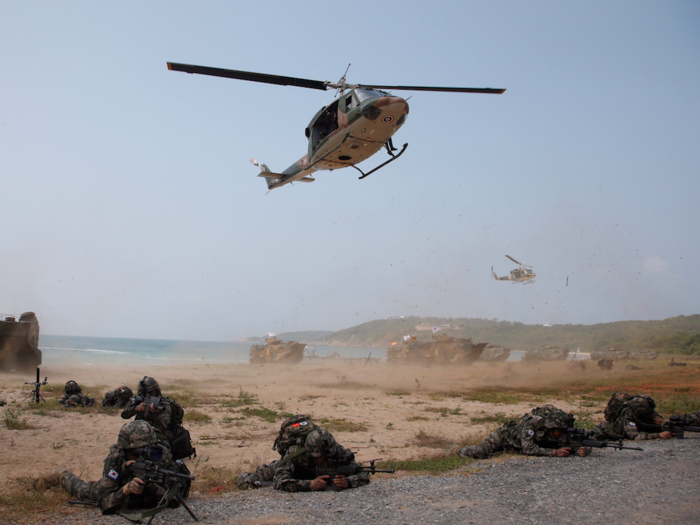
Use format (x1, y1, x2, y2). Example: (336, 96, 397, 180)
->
(249, 337, 306, 364)
(522, 344, 569, 361)
(0, 312, 41, 371)
(479, 344, 511, 362)
(386, 334, 487, 365)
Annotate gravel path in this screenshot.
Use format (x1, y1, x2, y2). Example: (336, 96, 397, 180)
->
(10, 439, 699, 525)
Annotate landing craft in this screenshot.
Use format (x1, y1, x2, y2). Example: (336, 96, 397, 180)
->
(167, 63, 505, 191)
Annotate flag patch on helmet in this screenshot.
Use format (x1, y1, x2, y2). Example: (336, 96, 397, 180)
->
(107, 470, 119, 481)
(628, 422, 636, 427)
(527, 429, 535, 436)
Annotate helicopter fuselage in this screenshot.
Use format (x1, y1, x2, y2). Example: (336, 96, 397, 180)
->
(259, 88, 409, 190)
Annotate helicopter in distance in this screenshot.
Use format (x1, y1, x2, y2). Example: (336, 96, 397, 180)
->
(167, 62, 505, 192)
(492, 255, 536, 284)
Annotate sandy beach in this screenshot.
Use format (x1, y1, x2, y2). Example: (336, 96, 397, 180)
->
(0, 358, 656, 490)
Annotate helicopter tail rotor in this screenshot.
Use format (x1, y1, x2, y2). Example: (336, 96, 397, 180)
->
(251, 157, 284, 190)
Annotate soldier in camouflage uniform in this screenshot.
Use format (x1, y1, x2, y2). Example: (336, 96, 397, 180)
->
(679, 409, 700, 426)
(237, 428, 370, 492)
(458, 405, 591, 459)
(59, 380, 95, 407)
(589, 395, 672, 441)
(121, 377, 183, 446)
(34, 421, 189, 515)
(102, 386, 134, 408)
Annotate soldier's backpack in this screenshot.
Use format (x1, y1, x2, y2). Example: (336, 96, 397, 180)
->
(272, 414, 319, 457)
(604, 392, 634, 422)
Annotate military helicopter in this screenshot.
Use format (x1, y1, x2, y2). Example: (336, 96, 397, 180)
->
(492, 255, 536, 284)
(167, 62, 505, 191)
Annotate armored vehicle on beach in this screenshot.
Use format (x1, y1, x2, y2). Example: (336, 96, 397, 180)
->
(479, 344, 511, 362)
(0, 312, 41, 371)
(522, 344, 569, 361)
(249, 337, 306, 364)
(386, 334, 487, 365)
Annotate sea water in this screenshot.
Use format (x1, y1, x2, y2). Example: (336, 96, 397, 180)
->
(39, 335, 378, 367)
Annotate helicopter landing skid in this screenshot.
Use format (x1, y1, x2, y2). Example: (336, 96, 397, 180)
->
(354, 142, 408, 180)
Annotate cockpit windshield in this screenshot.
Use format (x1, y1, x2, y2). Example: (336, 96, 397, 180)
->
(354, 88, 385, 102)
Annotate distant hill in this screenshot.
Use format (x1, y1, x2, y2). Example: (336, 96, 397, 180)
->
(274, 331, 334, 343)
(318, 315, 700, 354)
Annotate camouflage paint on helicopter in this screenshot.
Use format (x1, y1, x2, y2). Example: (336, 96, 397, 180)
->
(167, 62, 504, 191)
(492, 255, 536, 284)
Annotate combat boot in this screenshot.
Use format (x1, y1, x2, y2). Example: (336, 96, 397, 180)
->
(34, 468, 68, 490)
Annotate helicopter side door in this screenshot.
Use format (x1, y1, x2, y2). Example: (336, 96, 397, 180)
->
(307, 99, 340, 155)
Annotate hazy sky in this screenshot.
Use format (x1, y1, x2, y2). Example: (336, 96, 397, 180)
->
(2, 1, 699, 341)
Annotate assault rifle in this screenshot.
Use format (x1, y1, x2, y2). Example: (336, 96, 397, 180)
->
(129, 394, 166, 412)
(542, 426, 643, 454)
(636, 415, 700, 439)
(126, 459, 197, 523)
(316, 459, 395, 491)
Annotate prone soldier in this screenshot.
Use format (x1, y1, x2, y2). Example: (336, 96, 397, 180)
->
(102, 386, 134, 408)
(238, 417, 374, 492)
(34, 421, 192, 517)
(458, 405, 592, 459)
(59, 380, 95, 407)
(589, 393, 672, 441)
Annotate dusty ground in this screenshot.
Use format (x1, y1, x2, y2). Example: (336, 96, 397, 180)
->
(0, 358, 697, 489)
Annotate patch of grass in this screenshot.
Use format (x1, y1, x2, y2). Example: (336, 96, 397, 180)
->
(423, 406, 463, 417)
(240, 406, 279, 423)
(0, 478, 80, 522)
(184, 410, 212, 423)
(222, 416, 246, 424)
(173, 390, 201, 408)
(381, 456, 472, 474)
(462, 389, 523, 405)
(319, 380, 374, 390)
(318, 418, 368, 432)
(299, 394, 322, 401)
(573, 410, 596, 430)
(222, 388, 259, 408)
(3, 407, 34, 430)
(406, 415, 429, 422)
(470, 412, 511, 426)
(655, 393, 700, 415)
(411, 429, 456, 449)
(192, 465, 241, 495)
(386, 389, 410, 396)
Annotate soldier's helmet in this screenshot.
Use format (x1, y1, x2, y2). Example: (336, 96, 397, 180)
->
(543, 409, 571, 430)
(628, 396, 656, 420)
(304, 429, 339, 458)
(117, 386, 133, 398)
(117, 420, 158, 450)
(64, 380, 81, 395)
(138, 376, 161, 396)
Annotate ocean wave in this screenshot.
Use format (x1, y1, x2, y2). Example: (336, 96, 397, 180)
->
(43, 346, 131, 355)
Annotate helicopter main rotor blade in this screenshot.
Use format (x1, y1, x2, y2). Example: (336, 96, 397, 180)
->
(357, 84, 505, 94)
(505, 255, 522, 265)
(167, 62, 329, 91)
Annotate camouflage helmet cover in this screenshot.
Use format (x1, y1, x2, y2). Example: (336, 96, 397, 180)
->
(304, 429, 339, 457)
(138, 376, 160, 396)
(628, 396, 656, 419)
(117, 420, 158, 449)
(543, 409, 571, 430)
(65, 380, 81, 394)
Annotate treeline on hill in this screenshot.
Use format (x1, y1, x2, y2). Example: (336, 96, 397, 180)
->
(317, 315, 700, 354)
